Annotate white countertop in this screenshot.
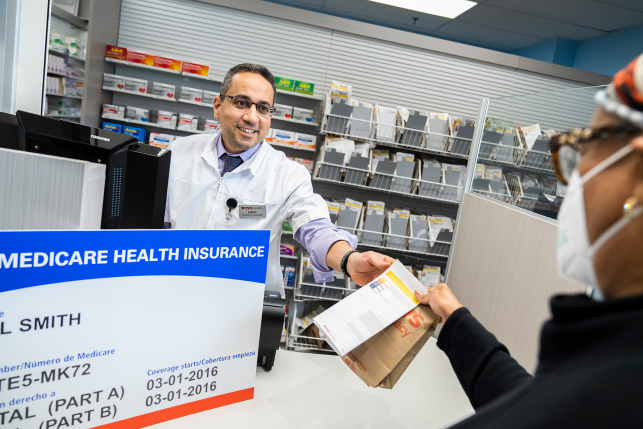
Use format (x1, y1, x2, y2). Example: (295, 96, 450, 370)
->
(152, 338, 474, 429)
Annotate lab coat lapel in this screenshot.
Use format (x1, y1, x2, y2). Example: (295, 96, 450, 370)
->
(200, 134, 219, 173)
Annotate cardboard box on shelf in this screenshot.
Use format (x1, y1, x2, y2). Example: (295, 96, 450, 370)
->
(102, 122, 122, 133)
(275, 77, 294, 92)
(181, 60, 210, 78)
(127, 47, 154, 66)
(105, 45, 128, 63)
(122, 125, 146, 142)
(264, 129, 275, 143)
(157, 110, 178, 129)
(103, 73, 125, 90)
(274, 129, 295, 145)
(273, 104, 293, 120)
(295, 133, 316, 149)
(102, 104, 125, 119)
(126, 106, 149, 122)
(179, 86, 204, 104)
(293, 107, 314, 123)
(294, 81, 315, 96)
(178, 113, 199, 131)
(153, 53, 182, 73)
(153, 82, 176, 100)
(204, 119, 222, 134)
(280, 244, 295, 256)
(149, 133, 176, 149)
(284, 266, 296, 288)
(124, 77, 147, 94)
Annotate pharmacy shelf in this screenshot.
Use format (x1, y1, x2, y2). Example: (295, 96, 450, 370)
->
(312, 176, 460, 206)
(49, 49, 85, 62)
(270, 141, 315, 152)
(108, 59, 324, 100)
(46, 93, 83, 100)
(103, 87, 319, 127)
(46, 114, 81, 118)
(320, 127, 469, 162)
(47, 71, 84, 81)
(279, 254, 298, 260)
(357, 242, 448, 259)
(479, 157, 557, 177)
(101, 116, 223, 136)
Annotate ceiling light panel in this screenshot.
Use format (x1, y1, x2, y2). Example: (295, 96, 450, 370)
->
(369, 0, 477, 19)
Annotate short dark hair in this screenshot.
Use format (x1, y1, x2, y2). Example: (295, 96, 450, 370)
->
(221, 63, 276, 105)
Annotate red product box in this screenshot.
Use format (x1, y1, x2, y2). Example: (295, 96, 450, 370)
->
(182, 61, 209, 78)
(154, 55, 182, 73)
(127, 49, 154, 66)
(105, 45, 128, 62)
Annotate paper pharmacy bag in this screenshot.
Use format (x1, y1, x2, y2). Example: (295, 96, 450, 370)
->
(342, 304, 439, 389)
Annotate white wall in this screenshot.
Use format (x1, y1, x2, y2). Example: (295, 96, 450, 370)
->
(15, 0, 50, 114)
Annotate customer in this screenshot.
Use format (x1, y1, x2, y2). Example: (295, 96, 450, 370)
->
(415, 53, 643, 428)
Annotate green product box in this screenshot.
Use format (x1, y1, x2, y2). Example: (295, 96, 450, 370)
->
(275, 77, 294, 92)
(294, 81, 315, 95)
(282, 221, 293, 232)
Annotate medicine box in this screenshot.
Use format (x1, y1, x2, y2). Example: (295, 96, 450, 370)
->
(126, 106, 149, 122)
(273, 104, 293, 120)
(295, 133, 316, 149)
(102, 122, 122, 133)
(274, 129, 295, 145)
(122, 125, 147, 142)
(178, 113, 199, 131)
(149, 133, 176, 148)
(102, 104, 124, 119)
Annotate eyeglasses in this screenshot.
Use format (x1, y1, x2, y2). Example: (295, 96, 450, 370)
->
(220, 94, 275, 117)
(550, 124, 641, 184)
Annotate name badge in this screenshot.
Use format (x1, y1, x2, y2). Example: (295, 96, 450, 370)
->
(239, 205, 266, 219)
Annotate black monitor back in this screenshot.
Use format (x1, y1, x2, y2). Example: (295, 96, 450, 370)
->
(15, 111, 171, 229)
(0, 112, 19, 150)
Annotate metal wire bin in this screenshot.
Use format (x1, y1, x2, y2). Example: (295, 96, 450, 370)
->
(521, 148, 554, 172)
(337, 226, 452, 259)
(287, 300, 336, 353)
(477, 139, 522, 166)
(295, 255, 356, 302)
(314, 162, 463, 205)
(320, 113, 469, 160)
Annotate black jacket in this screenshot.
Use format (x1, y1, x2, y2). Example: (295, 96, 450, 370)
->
(437, 293, 643, 428)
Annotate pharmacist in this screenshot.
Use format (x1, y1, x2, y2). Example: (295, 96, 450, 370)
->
(164, 63, 394, 295)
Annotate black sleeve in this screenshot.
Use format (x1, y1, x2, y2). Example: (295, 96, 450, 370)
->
(437, 307, 533, 410)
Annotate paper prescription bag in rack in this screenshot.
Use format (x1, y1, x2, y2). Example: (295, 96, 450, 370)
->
(343, 304, 439, 389)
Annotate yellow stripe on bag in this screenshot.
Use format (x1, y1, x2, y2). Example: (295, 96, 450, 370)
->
(386, 271, 420, 305)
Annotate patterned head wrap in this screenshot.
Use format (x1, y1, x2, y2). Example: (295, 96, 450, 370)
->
(595, 54, 643, 128)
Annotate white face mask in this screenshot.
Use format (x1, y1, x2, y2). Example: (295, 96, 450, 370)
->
(556, 144, 640, 301)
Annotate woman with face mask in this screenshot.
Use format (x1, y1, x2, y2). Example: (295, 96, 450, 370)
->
(414, 54, 643, 428)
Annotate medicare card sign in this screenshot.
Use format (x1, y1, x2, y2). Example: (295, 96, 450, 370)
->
(0, 229, 269, 428)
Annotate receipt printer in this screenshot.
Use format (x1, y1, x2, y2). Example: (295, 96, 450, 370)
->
(257, 290, 286, 371)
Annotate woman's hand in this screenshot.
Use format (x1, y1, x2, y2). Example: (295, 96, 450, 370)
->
(414, 283, 463, 323)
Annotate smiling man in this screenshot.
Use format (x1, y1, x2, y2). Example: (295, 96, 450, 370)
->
(164, 63, 394, 296)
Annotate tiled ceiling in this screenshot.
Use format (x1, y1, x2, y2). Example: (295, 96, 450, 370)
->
(263, 0, 643, 52)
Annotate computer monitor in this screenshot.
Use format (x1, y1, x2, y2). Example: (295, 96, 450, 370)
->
(16, 111, 171, 229)
(0, 112, 19, 150)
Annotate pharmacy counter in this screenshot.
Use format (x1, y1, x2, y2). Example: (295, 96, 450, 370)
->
(153, 338, 474, 429)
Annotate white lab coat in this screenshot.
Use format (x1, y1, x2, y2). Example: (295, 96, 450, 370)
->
(164, 133, 329, 296)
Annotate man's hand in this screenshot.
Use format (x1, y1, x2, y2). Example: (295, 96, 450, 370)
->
(346, 251, 395, 286)
(414, 283, 463, 323)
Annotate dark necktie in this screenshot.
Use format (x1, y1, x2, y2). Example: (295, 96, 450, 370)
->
(221, 153, 244, 174)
